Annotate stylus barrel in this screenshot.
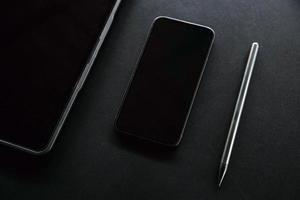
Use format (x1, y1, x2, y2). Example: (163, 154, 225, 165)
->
(218, 42, 259, 187)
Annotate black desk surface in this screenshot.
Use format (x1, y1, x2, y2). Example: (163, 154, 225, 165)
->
(0, 0, 299, 199)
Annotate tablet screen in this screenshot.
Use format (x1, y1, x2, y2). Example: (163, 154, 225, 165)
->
(0, 0, 118, 152)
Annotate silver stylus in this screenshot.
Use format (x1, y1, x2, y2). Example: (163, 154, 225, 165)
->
(218, 42, 259, 187)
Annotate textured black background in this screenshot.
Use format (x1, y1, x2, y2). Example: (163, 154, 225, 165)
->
(0, 0, 299, 199)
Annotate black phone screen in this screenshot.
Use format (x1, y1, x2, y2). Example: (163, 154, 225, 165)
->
(0, 0, 118, 152)
(115, 17, 214, 145)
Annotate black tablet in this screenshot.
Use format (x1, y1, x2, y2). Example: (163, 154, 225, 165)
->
(0, 0, 122, 154)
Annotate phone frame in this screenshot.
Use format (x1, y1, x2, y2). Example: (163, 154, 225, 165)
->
(0, 0, 122, 155)
(115, 16, 215, 146)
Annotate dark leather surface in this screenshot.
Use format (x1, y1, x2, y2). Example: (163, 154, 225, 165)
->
(0, 0, 299, 199)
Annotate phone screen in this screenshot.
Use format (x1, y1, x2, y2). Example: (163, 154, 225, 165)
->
(115, 17, 215, 145)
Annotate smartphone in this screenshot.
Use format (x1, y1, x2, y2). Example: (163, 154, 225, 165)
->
(115, 16, 215, 146)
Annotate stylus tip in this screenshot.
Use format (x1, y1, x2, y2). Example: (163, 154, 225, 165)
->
(217, 163, 228, 187)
